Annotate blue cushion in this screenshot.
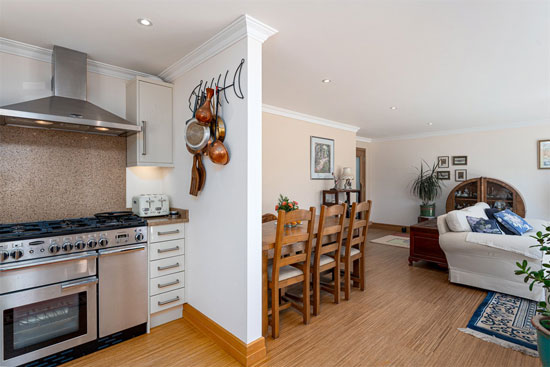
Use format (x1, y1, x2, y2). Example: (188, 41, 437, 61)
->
(493, 209, 533, 235)
(484, 208, 517, 235)
(466, 216, 503, 235)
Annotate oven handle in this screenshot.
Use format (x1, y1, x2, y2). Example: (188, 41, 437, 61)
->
(0, 251, 97, 272)
(61, 276, 98, 290)
(99, 244, 146, 256)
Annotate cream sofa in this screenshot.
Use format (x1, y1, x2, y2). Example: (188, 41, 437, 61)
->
(437, 202, 549, 301)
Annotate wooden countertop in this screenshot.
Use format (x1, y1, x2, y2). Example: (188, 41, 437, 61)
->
(144, 208, 189, 227)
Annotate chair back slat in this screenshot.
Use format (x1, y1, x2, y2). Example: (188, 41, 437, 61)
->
(342, 201, 372, 257)
(313, 204, 347, 266)
(271, 208, 316, 284)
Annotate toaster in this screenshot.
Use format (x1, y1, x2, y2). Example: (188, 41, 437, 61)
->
(132, 194, 170, 217)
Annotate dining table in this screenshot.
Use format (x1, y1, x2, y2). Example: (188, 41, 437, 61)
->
(261, 216, 352, 336)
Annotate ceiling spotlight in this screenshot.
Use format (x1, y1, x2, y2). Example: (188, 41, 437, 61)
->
(427, 122, 433, 126)
(321, 79, 331, 83)
(137, 18, 153, 26)
(95, 127, 110, 131)
(36, 120, 53, 125)
(389, 106, 397, 110)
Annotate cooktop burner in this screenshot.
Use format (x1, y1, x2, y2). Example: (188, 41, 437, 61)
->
(0, 214, 147, 241)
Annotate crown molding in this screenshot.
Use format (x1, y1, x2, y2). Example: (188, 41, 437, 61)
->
(370, 118, 550, 142)
(159, 14, 277, 82)
(0, 37, 160, 81)
(356, 136, 373, 143)
(262, 104, 360, 133)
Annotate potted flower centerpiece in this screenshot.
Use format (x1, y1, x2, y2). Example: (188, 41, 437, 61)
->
(275, 194, 300, 228)
(515, 225, 550, 366)
(410, 160, 443, 218)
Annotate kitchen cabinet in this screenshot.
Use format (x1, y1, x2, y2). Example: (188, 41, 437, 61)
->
(126, 77, 174, 167)
(148, 222, 186, 329)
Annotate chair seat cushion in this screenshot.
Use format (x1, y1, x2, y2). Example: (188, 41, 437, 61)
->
(311, 254, 335, 266)
(268, 264, 303, 281)
(341, 247, 360, 256)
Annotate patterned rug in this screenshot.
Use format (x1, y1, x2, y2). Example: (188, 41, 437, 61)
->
(460, 292, 538, 357)
(371, 234, 409, 248)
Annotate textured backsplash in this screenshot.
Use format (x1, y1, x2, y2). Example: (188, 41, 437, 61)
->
(0, 126, 126, 223)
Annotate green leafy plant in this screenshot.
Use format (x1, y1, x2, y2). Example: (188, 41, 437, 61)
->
(410, 160, 443, 205)
(275, 194, 299, 212)
(515, 225, 550, 329)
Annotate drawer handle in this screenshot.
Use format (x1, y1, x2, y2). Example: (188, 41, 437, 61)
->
(158, 229, 180, 236)
(158, 246, 180, 254)
(158, 296, 180, 306)
(158, 279, 180, 288)
(157, 262, 180, 271)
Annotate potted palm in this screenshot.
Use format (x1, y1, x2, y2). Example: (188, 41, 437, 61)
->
(515, 225, 550, 366)
(410, 161, 443, 217)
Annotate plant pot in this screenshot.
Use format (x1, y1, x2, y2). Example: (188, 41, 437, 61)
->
(419, 204, 435, 217)
(533, 315, 550, 366)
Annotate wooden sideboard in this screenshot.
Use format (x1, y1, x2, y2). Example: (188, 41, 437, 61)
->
(409, 218, 447, 267)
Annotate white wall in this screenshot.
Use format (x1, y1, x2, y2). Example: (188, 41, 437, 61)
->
(262, 112, 357, 213)
(369, 126, 550, 225)
(162, 37, 263, 344)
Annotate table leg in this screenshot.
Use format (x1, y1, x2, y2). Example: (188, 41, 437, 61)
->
(352, 259, 360, 287)
(262, 251, 268, 337)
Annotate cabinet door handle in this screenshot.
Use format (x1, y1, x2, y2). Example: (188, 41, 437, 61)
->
(158, 296, 180, 306)
(158, 246, 180, 254)
(157, 262, 180, 271)
(142, 120, 147, 155)
(158, 279, 180, 288)
(158, 229, 180, 236)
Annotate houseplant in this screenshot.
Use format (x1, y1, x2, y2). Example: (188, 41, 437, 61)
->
(515, 225, 550, 366)
(275, 194, 300, 227)
(410, 160, 443, 217)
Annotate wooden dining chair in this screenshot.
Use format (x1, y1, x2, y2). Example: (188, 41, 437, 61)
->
(268, 207, 316, 339)
(340, 200, 372, 300)
(262, 213, 278, 223)
(311, 203, 347, 316)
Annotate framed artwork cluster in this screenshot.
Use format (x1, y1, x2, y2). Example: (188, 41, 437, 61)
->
(437, 155, 468, 182)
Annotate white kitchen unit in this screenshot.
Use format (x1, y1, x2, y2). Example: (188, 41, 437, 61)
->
(148, 222, 186, 329)
(126, 77, 174, 167)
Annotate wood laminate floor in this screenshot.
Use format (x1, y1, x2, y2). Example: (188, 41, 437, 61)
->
(63, 228, 539, 367)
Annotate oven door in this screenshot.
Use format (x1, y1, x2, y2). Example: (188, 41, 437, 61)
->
(1, 276, 98, 367)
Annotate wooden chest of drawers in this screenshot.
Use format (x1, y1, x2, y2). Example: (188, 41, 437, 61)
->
(408, 218, 447, 267)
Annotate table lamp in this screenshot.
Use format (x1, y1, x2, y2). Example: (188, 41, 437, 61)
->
(341, 167, 354, 189)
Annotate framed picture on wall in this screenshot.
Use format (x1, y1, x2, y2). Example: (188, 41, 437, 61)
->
(452, 156, 468, 165)
(455, 169, 467, 181)
(437, 171, 450, 180)
(310, 136, 334, 179)
(438, 156, 449, 168)
(538, 140, 550, 169)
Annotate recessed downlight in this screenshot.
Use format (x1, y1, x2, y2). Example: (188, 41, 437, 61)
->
(36, 120, 53, 125)
(389, 106, 397, 110)
(95, 127, 110, 131)
(427, 122, 433, 126)
(321, 79, 331, 83)
(137, 18, 153, 26)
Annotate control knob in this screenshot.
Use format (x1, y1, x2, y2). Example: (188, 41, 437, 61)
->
(87, 239, 97, 248)
(98, 238, 109, 247)
(0, 250, 9, 262)
(10, 248, 24, 260)
(62, 241, 74, 252)
(49, 242, 61, 254)
(135, 232, 144, 241)
(74, 240, 85, 250)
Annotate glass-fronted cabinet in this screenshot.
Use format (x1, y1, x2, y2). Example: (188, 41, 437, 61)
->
(445, 177, 526, 217)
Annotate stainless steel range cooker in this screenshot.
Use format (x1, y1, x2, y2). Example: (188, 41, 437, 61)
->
(0, 212, 148, 367)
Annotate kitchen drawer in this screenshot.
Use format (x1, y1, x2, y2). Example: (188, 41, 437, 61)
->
(150, 255, 184, 278)
(150, 288, 185, 314)
(150, 271, 184, 296)
(149, 223, 184, 243)
(150, 239, 184, 261)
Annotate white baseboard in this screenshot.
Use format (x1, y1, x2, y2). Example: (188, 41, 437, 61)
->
(150, 305, 183, 328)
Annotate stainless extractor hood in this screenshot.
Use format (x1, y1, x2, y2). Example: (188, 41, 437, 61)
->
(0, 46, 141, 136)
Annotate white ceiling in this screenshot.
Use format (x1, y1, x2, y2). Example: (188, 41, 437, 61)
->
(1, 0, 548, 139)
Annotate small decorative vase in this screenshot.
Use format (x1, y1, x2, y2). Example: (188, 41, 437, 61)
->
(420, 203, 435, 217)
